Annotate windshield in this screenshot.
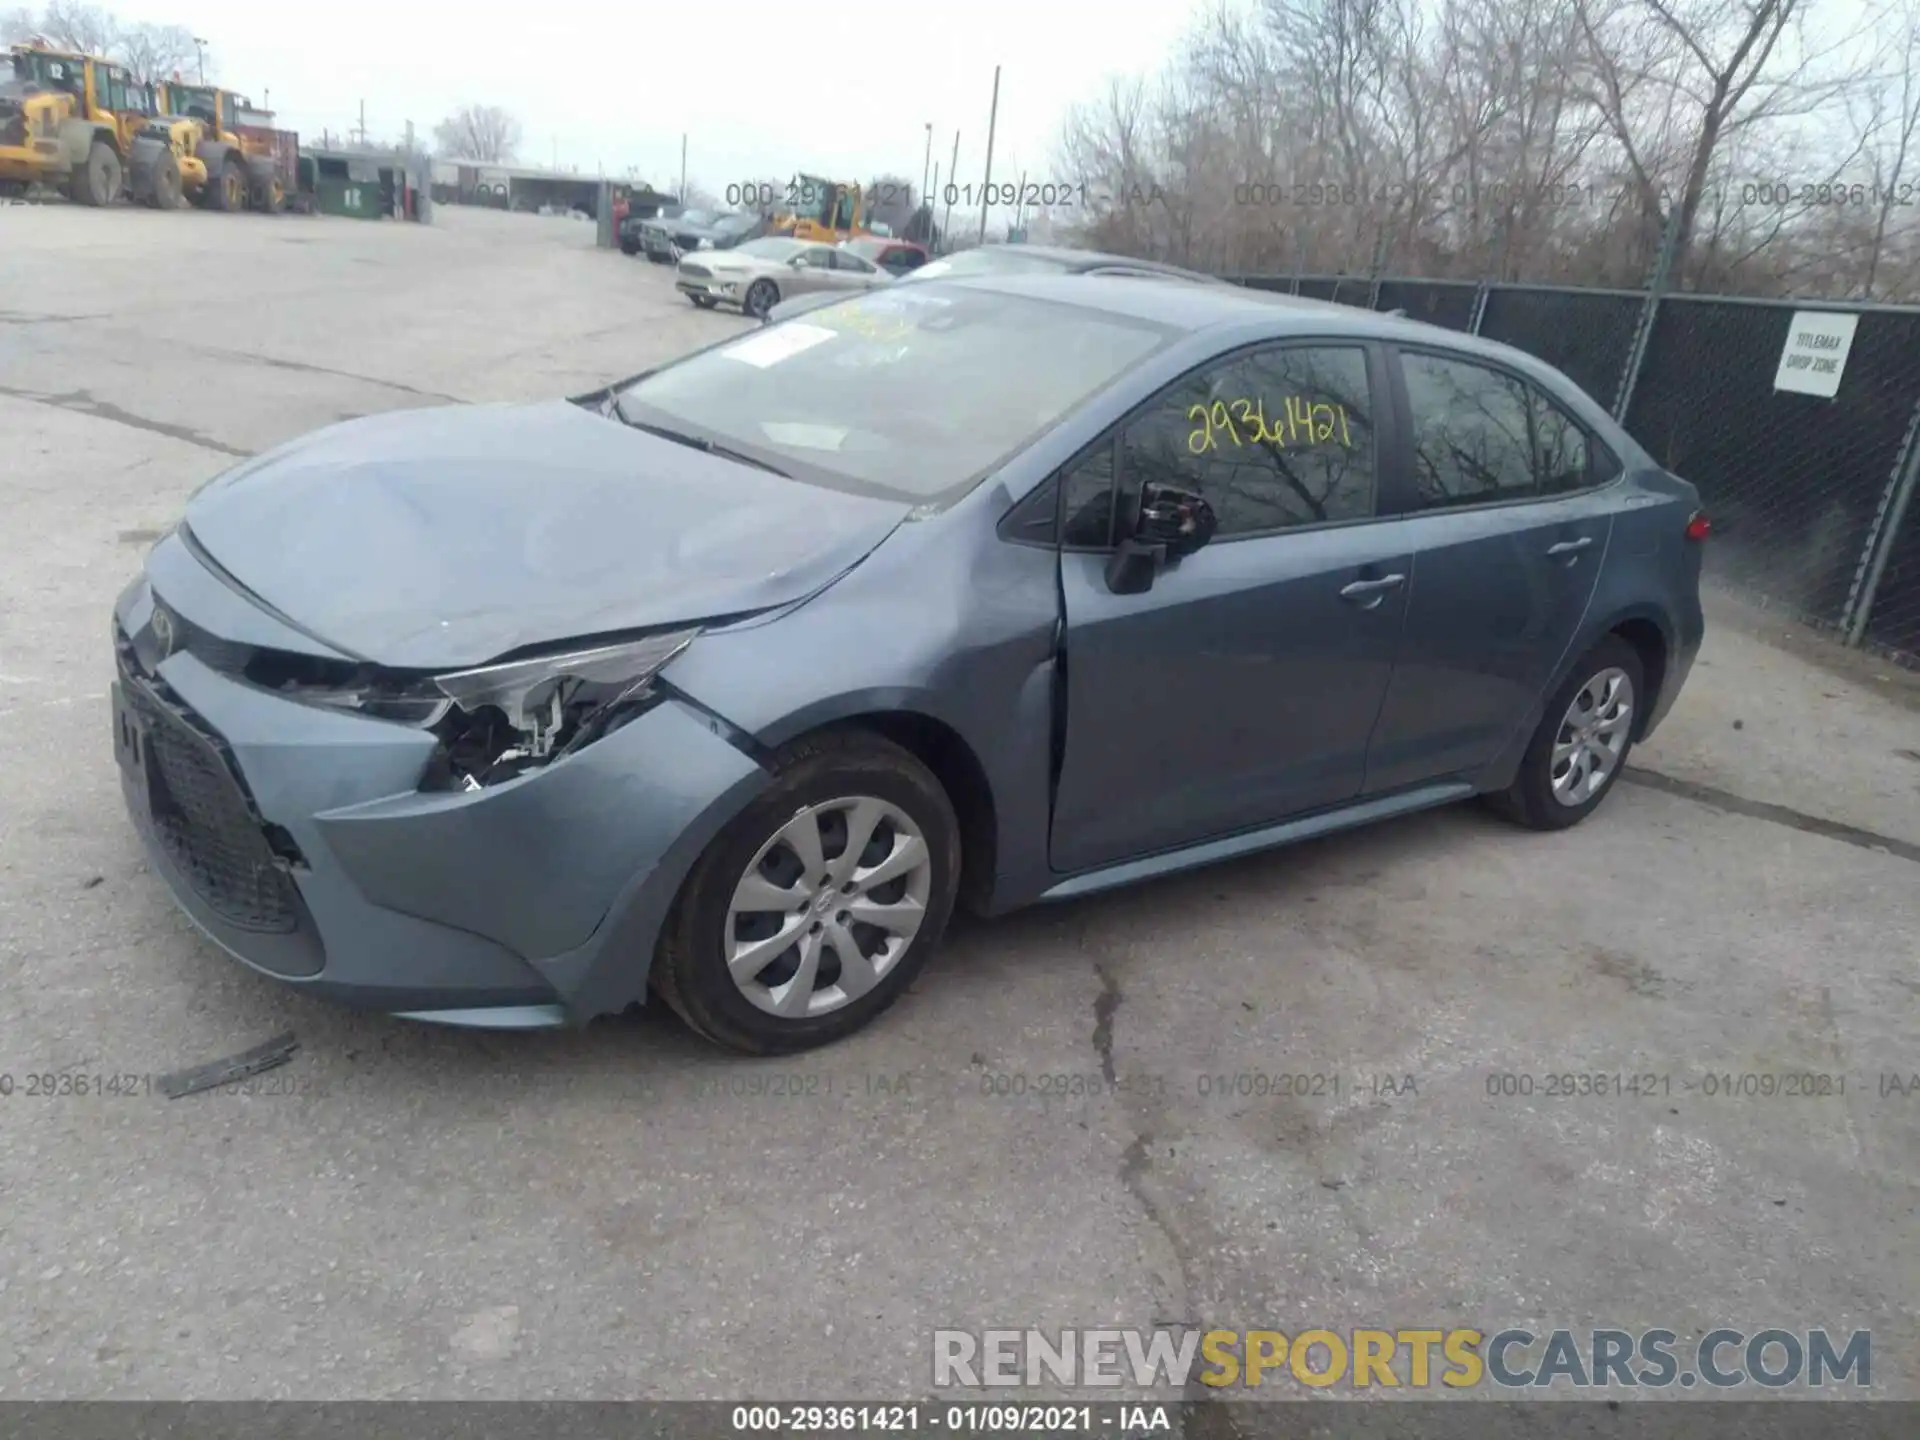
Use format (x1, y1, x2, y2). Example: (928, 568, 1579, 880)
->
(12, 51, 83, 92)
(729, 236, 807, 261)
(674, 208, 717, 228)
(613, 285, 1172, 501)
(713, 213, 759, 235)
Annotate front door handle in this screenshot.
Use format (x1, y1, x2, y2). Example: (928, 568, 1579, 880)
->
(1547, 536, 1595, 559)
(1339, 573, 1407, 609)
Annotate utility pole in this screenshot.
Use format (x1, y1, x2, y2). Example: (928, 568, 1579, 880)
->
(928, 162, 940, 246)
(919, 122, 932, 229)
(978, 65, 1000, 245)
(192, 36, 207, 83)
(942, 129, 959, 248)
(262, 86, 270, 113)
(679, 133, 688, 202)
(352, 99, 366, 148)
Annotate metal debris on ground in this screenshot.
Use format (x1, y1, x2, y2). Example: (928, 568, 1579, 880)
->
(157, 1032, 300, 1099)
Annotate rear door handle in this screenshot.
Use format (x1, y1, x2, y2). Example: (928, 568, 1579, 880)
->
(1547, 536, 1595, 558)
(1339, 573, 1406, 608)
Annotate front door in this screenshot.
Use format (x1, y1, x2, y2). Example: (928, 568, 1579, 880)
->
(1363, 346, 1617, 792)
(1051, 341, 1412, 875)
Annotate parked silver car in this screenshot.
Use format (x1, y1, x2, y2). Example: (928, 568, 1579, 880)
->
(763, 241, 1227, 325)
(677, 236, 891, 318)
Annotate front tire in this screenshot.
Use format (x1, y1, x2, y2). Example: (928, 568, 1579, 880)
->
(1488, 635, 1643, 831)
(744, 278, 778, 319)
(652, 730, 961, 1055)
(688, 294, 717, 309)
(70, 140, 120, 206)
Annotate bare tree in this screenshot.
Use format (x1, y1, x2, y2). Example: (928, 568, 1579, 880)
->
(115, 21, 196, 82)
(1572, 0, 1871, 277)
(433, 105, 523, 163)
(2, 5, 207, 83)
(1849, 0, 1920, 297)
(861, 174, 917, 233)
(37, 0, 114, 52)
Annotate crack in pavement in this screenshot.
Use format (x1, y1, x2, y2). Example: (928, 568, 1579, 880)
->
(223, 350, 463, 403)
(0, 386, 252, 458)
(1091, 961, 1216, 1418)
(1622, 767, 1920, 865)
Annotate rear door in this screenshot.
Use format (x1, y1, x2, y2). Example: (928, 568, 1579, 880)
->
(1050, 340, 1414, 875)
(1362, 346, 1619, 793)
(826, 248, 885, 291)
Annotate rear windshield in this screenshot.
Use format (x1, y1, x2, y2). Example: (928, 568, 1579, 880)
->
(614, 285, 1173, 502)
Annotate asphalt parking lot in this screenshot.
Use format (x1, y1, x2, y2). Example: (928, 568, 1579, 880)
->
(2, 204, 1917, 1402)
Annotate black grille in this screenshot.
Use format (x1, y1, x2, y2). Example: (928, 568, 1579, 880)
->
(124, 676, 300, 934)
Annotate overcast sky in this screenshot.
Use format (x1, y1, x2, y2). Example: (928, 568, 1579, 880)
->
(106, 0, 1195, 204)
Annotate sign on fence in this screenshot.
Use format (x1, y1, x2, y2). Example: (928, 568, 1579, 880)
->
(1773, 311, 1859, 398)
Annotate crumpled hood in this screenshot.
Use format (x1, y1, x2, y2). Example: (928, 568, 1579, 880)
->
(181, 400, 910, 670)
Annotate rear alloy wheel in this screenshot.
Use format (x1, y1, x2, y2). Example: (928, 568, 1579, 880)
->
(652, 731, 960, 1054)
(1487, 635, 1644, 831)
(70, 139, 121, 206)
(744, 279, 778, 319)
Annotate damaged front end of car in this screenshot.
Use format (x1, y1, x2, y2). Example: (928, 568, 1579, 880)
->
(240, 628, 702, 793)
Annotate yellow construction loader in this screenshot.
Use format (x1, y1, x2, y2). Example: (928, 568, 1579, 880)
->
(0, 43, 156, 204)
(130, 82, 279, 211)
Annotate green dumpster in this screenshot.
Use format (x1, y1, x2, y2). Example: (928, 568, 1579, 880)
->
(314, 174, 385, 219)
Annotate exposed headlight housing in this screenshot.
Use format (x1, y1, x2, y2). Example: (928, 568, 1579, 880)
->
(424, 629, 699, 790)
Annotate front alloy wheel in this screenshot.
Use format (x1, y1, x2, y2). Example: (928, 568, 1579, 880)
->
(744, 279, 778, 319)
(652, 731, 959, 1054)
(726, 798, 932, 1019)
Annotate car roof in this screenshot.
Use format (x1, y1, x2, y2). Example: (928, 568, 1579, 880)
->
(963, 243, 1220, 281)
(930, 272, 1553, 369)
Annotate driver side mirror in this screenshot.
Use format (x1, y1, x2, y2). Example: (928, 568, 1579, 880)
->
(1103, 483, 1216, 595)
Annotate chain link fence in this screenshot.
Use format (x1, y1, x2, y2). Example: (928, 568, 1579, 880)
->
(1224, 270, 1920, 669)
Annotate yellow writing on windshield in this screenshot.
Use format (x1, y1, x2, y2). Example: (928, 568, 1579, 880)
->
(1189, 396, 1354, 456)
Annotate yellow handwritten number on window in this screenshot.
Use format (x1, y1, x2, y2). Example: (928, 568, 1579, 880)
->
(1188, 397, 1354, 456)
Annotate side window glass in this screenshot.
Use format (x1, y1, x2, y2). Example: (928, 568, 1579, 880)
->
(1402, 352, 1536, 507)
(1592, 436, 1623, 484)
(1533, 390, 1593, 495)
(1118, 345, 1376, 538)
(799, 247, 830, 269)
(1061, 440, 1118, 549)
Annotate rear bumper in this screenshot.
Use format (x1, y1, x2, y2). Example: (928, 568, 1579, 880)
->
(112, 572, 770, 1028)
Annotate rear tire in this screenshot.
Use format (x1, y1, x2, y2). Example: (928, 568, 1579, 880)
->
(652, 730, 960, 1055)
(247, 159, 285, 214)
(205, 155, 244, 211)
(1486, 635, 1644, 832)
(141, 148, 183, 209)
(69, 140, 120, 207)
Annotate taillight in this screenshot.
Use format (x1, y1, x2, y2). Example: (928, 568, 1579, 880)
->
(1685, 511, 1711, 541)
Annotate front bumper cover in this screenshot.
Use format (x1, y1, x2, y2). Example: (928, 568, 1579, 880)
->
(112, 568, 770, 1027)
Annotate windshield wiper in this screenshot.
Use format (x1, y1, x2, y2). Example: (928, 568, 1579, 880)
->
(620, 416, 792, 478)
